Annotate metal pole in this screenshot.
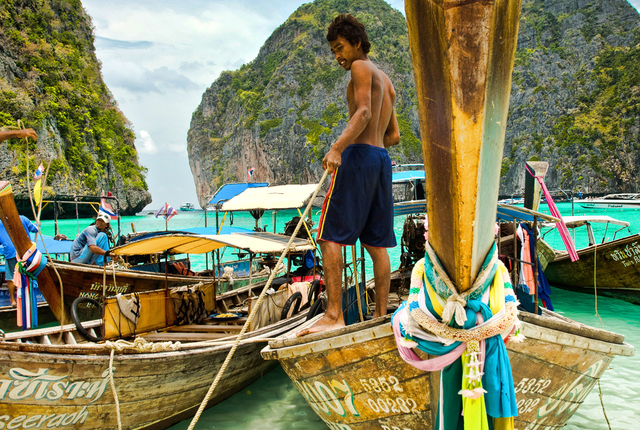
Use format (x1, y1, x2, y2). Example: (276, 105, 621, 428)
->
(533, 217, 539, 315)
(54, 195, 59, 236)
(343, 246, 348, 324)
(512, 219, 518, 288)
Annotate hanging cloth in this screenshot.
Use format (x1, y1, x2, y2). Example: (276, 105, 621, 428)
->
(391, 241, 521, 429)
(14, 243, 47, 329)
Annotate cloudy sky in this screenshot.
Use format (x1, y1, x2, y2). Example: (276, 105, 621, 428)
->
(82, 0, 640, 211)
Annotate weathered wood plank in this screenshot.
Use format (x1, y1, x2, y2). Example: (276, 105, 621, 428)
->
(140, 332, 236, 342)
(168, 325, 243, 333)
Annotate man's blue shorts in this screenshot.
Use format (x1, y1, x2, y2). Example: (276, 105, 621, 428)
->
(318, 144, 397, 248)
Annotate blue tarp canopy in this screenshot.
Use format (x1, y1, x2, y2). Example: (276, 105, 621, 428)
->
(209, 183, 269, 205)
(30, 233, 73, 255)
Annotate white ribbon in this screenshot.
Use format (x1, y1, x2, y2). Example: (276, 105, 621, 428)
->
(441, 293, 468, 326)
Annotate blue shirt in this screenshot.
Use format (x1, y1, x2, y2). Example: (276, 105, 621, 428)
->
(70, 225, 101, 261)
(0, 216, 40, 259)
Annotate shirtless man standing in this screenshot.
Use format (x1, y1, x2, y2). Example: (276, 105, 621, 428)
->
(298, 14, 400, 336)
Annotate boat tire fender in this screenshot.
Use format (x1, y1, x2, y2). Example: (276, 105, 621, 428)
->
(306, 295, 326, 321)
(71, 297, 103, 343)
(305, 280, 322, 310)
(281, 292, 303, 320)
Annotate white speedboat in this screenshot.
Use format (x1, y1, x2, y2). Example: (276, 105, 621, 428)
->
(180, 202, 196, 211)
(577, 193, 640, 209)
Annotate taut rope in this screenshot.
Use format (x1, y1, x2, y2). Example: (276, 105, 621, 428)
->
(186, 170, 329, 430)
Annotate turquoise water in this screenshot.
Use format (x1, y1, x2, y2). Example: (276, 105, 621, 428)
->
(38, 204, 640, 429)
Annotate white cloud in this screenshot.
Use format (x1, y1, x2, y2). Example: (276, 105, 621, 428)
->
(137, 130, 157, 154)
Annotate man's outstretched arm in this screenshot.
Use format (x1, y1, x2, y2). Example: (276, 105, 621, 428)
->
(0, 129, 37, 142)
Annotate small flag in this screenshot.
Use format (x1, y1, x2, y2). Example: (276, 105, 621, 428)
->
(33, 179, 42, 206)
(33, 162, 43, 181)
(100, 192, 118, 220)
(166, 204, 178, 220)
(247, 167, 255, 180)
(154, 203, 166, 218)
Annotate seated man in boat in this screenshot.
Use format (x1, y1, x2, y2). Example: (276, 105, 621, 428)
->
(298, 14, 400, 336)
(70, 211, 111, 266)
(0, 215, 40, 307)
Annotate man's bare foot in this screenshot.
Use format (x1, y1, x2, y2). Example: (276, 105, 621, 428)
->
(296, 314, 344, 337)
(10, 301, 17, 308)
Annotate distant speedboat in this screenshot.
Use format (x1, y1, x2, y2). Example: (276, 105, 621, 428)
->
(391, 163, 426, 216)
(180, 202, 196, 211)
(577, 193, 640, 209)
(498, 197, 524, 205)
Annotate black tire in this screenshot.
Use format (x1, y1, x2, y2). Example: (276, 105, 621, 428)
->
(303, 280, 322, 310)
(71, 297, 103, 342)
(281, 292, 303, 320)
(306, 296, 326, 321)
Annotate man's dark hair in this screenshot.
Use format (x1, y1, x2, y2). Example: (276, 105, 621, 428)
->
(326, 14, 370, 54)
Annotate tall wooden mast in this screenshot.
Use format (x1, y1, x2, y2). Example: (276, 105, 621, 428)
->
(405, 0, 523, 292)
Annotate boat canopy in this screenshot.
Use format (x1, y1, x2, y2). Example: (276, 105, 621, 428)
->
(208, 182, 269, 206)
(109, 231, 315, 256)
(31, 233, 72, 255)
(496, 204, 560, 223)
(220, 184, 324, 211)
(548, 215, 630, 229)
(392, 170, 425, 182)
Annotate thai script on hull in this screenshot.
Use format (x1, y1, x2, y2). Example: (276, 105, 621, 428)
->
(0, 368, 110, 403)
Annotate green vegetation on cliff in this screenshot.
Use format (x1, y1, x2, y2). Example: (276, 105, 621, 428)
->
(501, 0, 640, 193)
(189, 0, 421, 193)
(0, 0, 148, 195)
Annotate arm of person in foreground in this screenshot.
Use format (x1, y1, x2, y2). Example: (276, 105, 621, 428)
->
(323, 61, 372, 173)
(0, 129, 37, 142)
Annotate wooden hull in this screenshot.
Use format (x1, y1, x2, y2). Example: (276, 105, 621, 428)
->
(0, 261, 273, 331)
(262, 313, 633, 430)
(542, 234, 640, 304)
(0, 311, 307, 430)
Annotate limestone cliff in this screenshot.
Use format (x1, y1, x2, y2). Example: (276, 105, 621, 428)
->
(0, 0, 151, 217)
(188, 0, 421, 206)
(189, 0, 640, 202)
(504, 0, 640, 194)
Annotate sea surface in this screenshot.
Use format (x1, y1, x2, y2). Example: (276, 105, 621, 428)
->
(37, 203, 640, 429)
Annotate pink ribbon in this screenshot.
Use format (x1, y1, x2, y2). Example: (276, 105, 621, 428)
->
(392, 308, 467, 371)
(525, 165, 579, 262)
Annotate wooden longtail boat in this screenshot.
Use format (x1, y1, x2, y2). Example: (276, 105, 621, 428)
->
(262, 1, 635, 429)
(263, 306, 633, 429)
(539, 215, 640, 305)
(0, 181, 317, 429)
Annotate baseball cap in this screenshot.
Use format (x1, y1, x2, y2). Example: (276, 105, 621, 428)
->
(96, 212, 111, 224)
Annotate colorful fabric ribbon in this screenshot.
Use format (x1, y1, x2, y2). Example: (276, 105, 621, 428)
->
(391, 242, 520, 430)
(14, 243, 47, 330)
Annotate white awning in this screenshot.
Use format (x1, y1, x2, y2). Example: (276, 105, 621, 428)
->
(220, 184, 324, 211)
(556, 215, 630, 229)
